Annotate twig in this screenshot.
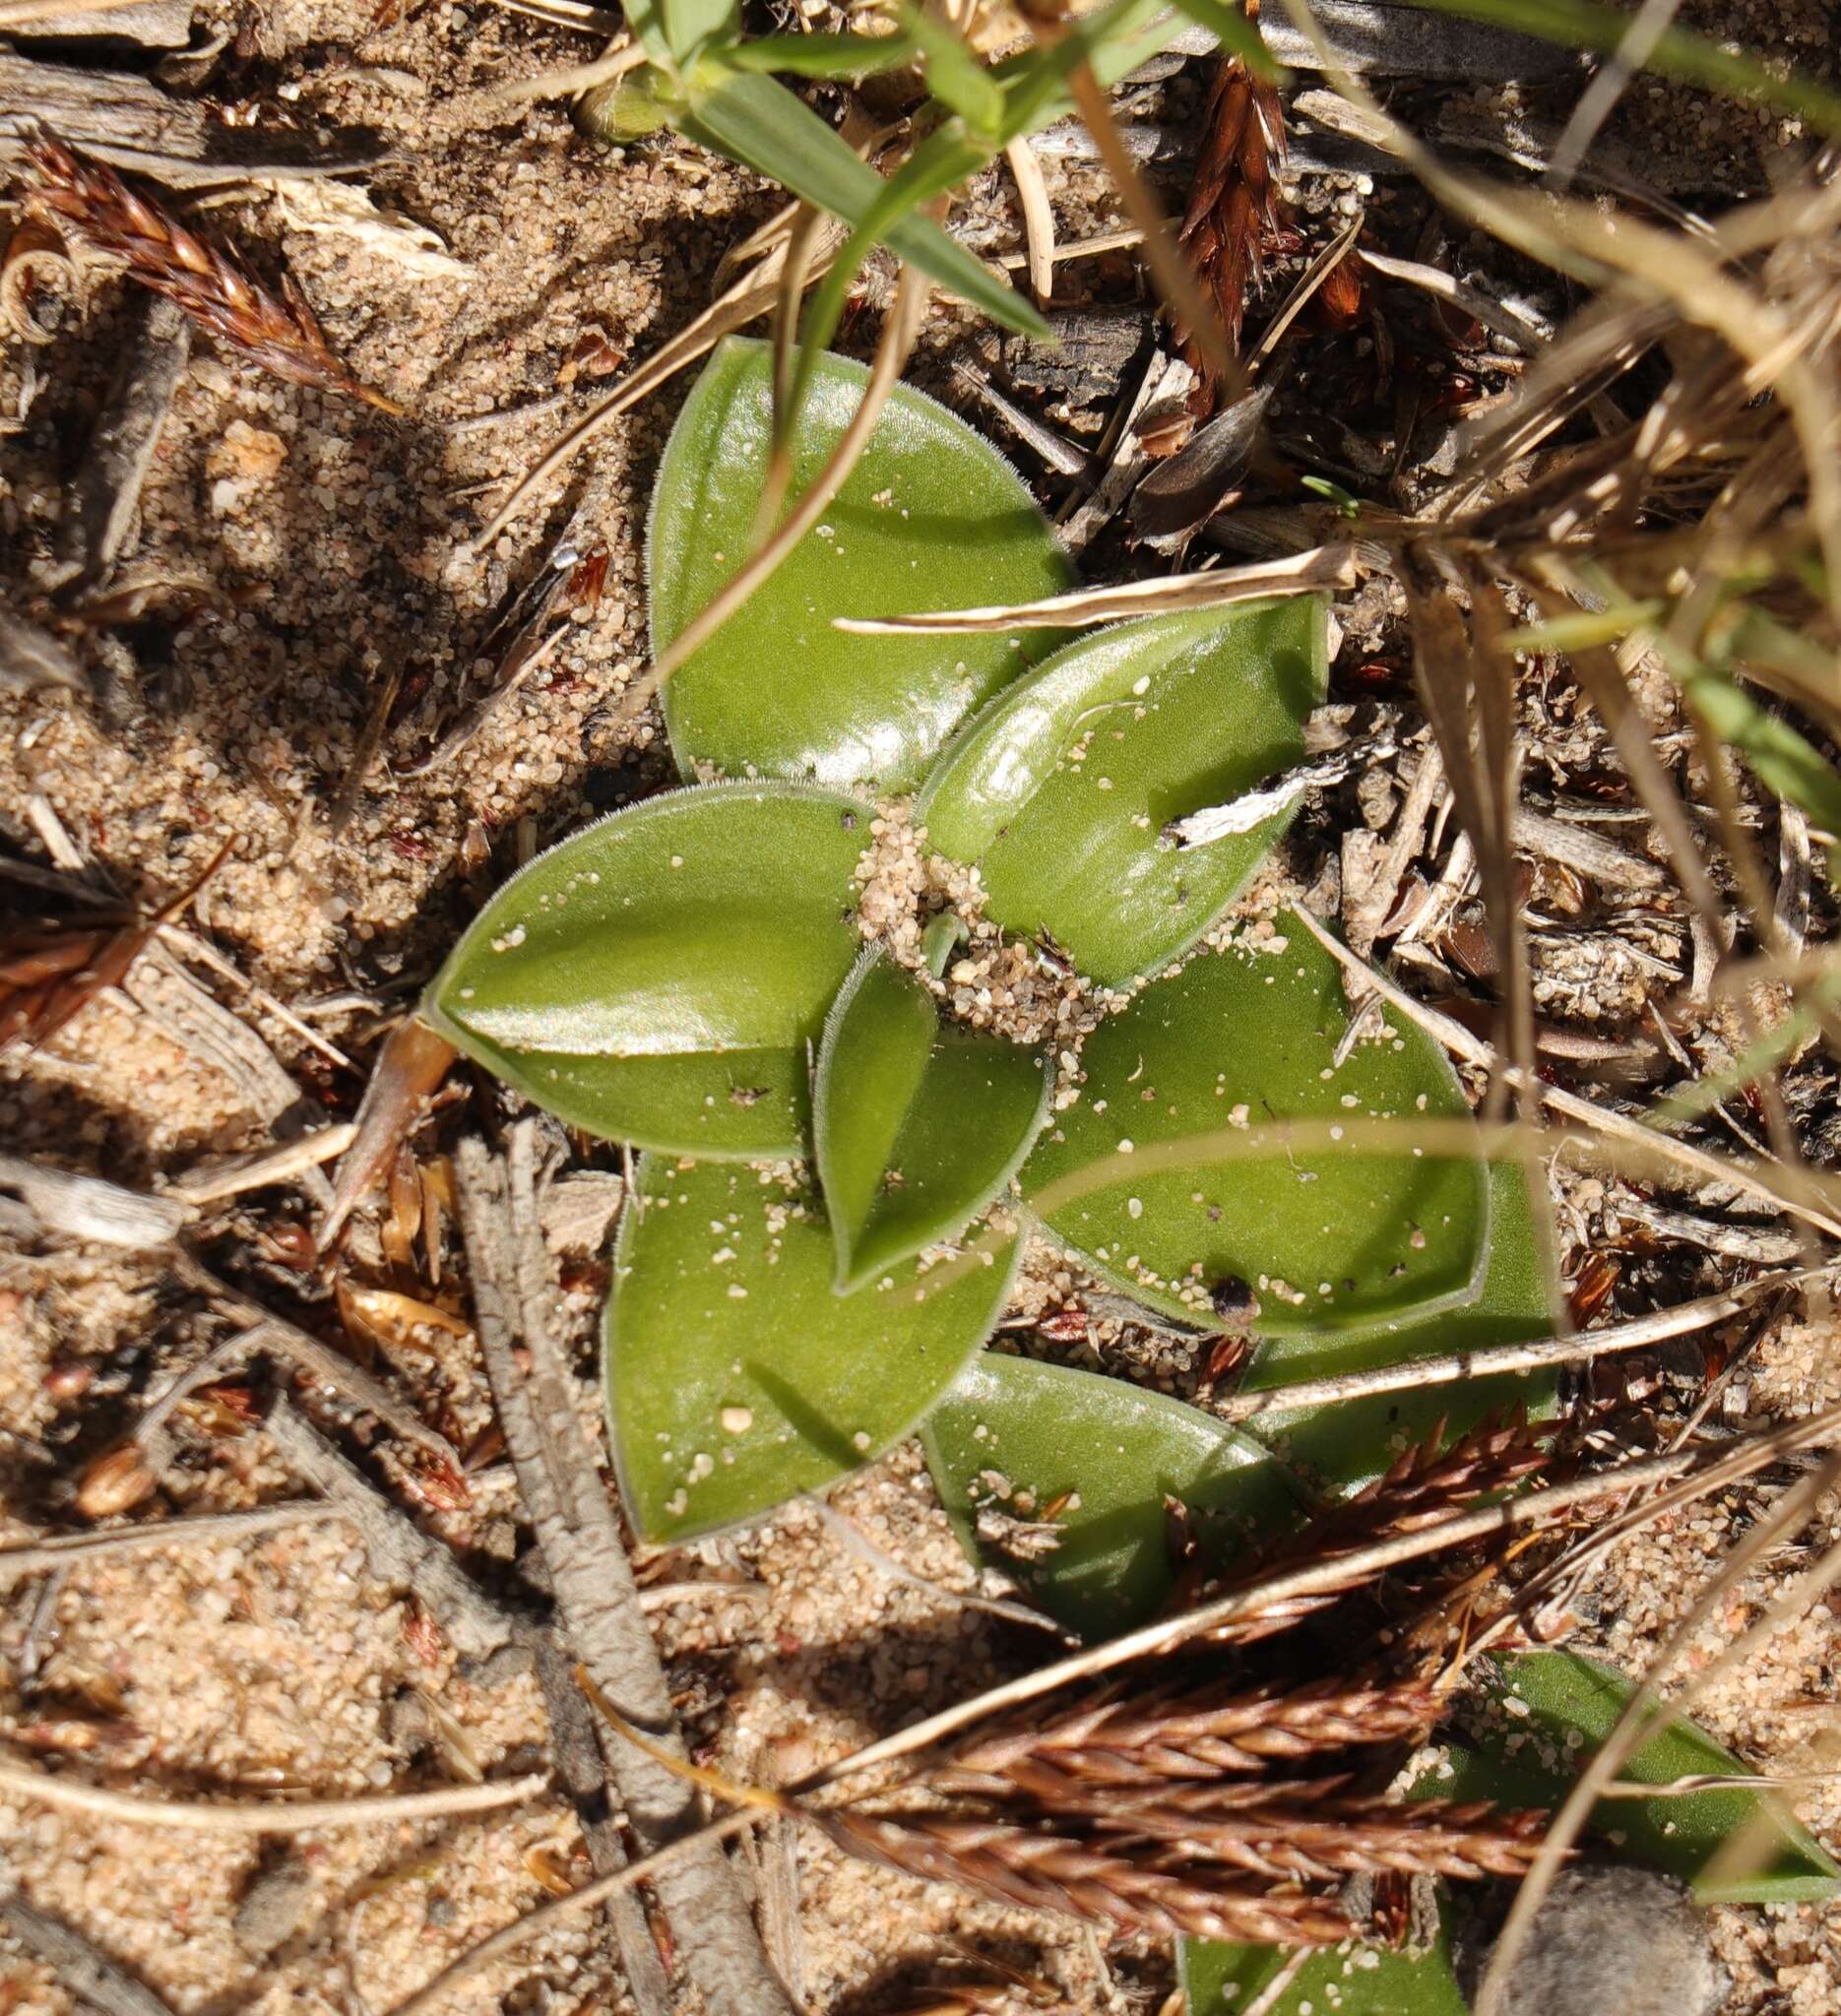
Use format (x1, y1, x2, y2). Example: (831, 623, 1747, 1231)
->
(1220, 1267, 1838, 1420)
(0, 1887, 175, 2016)
(0, 1757, 547, 1832)
(0, 1503, 348, 1588)
(452, 1127, 799, 2016)
(264, 1399, 519, 1665)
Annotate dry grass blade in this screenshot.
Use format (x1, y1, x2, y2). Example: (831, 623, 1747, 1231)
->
(833, 542, 1364, 634)
(24, 133, 400, 412)
(816, 1807, 1355, 1946)
(1177, 0, 1286, 382)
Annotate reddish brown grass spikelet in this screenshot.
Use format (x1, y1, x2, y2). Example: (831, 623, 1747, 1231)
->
(1175, 0, 1286, 390)
(24, 133, 402, 413)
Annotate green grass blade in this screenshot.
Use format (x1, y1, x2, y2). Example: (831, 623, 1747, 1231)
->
(1164, 0, 1276, 76)
(680, 67, 1047, 335)
(1400, 0, 1841, 136)
(905, 4, 1007, 136)
(719, 29, 919, 77)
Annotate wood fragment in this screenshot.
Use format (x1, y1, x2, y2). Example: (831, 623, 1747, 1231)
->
(0, 1502, 347, 1589)
(453, 1126, 799, 2016)
(0, 1886, 175, 2016)
(0, 1151, 192, 1247)
(45, 293, 191, 592)
(0, 56, 388, 185)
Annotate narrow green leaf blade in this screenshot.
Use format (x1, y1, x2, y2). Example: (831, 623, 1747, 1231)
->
(905, 4, 1007, 135)
(620, 0, 736, 67)
(607, 1157, 1019, 1540)
(1425, 1650, 1841, 1905)
(719, 29, 920, 76)
(651, 338, 1072, 793)
(1182, 1922, 1469, 2016)
(1164, 0, 1278, 76)
(1020, 916, 1489, 1333)
(422, 784, 865, 1157)
(1680, 669, 1841, 838)
(815, 951, 1050, 1291)
(1236, 1161, 1558, 1487)
(921, 1354, 1299, 1641)
(917, 600, 1328, 985)
(1400, 0, 1841, 137)
(678, 68, 1047, 335)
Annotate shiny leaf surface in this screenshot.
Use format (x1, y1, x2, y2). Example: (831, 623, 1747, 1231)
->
(815, 951, 1050, 1291)
(1182, 1924, 1469, 2016)
(1236, 1162, 1558, 1487)
(1021, 917, 1488, 1332)
(423, 784, 865, 1157)
(1426, 1650, 1841, 1905)
(607, 1157, 1018, 1541)
(652, 338, 1071, 793)
(921, 1354, 1299, 1641)
(916, 599, 1327, 984)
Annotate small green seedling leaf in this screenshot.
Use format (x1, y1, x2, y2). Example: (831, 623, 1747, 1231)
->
(621, 0, 736, 69)
(815, 951, 1049, 1292)
(1236, 1162, 1558, 1487)
(677, 68, 1048, 336)
(1182, 1922, 1469, 2016)
(422, 784, 864, 1158)
(608, 1157, 1019, 1541)
(917, 600, 1328, 985)
(718, 29, 920, 77)
(1021, 916, 1488, 1332)
(651, 338, 1072, 794)
(921, 1354, 1299, 1641)
(904, 4, 1007, 136)
(1424, 1650, 1841, 1905)
(1679, 668, 1841, 842)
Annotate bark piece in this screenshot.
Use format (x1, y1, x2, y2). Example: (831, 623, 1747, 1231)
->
(0, 54, 387, 185)
(454, 1126, 798, 2016)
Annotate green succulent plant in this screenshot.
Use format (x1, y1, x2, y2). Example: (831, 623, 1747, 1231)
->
(418, 334, 1557, 1550)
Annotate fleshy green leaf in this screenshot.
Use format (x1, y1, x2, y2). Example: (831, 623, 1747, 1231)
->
(916, 600, 1327, 985)
(607, 1157, 1019, 1541)
(1236, 1161, 1558, 1488)
(677, 69, 1048, 336)
(1182, 1922, 1469, 2016)
(651, 338, 1072, 793)
(920, 1354, 1300, 1641)
(1021, 916, 1489, 1333)
(1424, 1650, 1841, 1905)
(815, 951, 1050, 1292)
(422, 784, 865, 1158)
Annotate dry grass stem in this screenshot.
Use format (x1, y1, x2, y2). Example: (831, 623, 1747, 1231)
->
(0, 1757, 548, 1831)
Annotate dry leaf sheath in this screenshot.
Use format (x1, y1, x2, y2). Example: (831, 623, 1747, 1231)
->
(24, 134, 401, 413)
(1176, 0, 1286, 383)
